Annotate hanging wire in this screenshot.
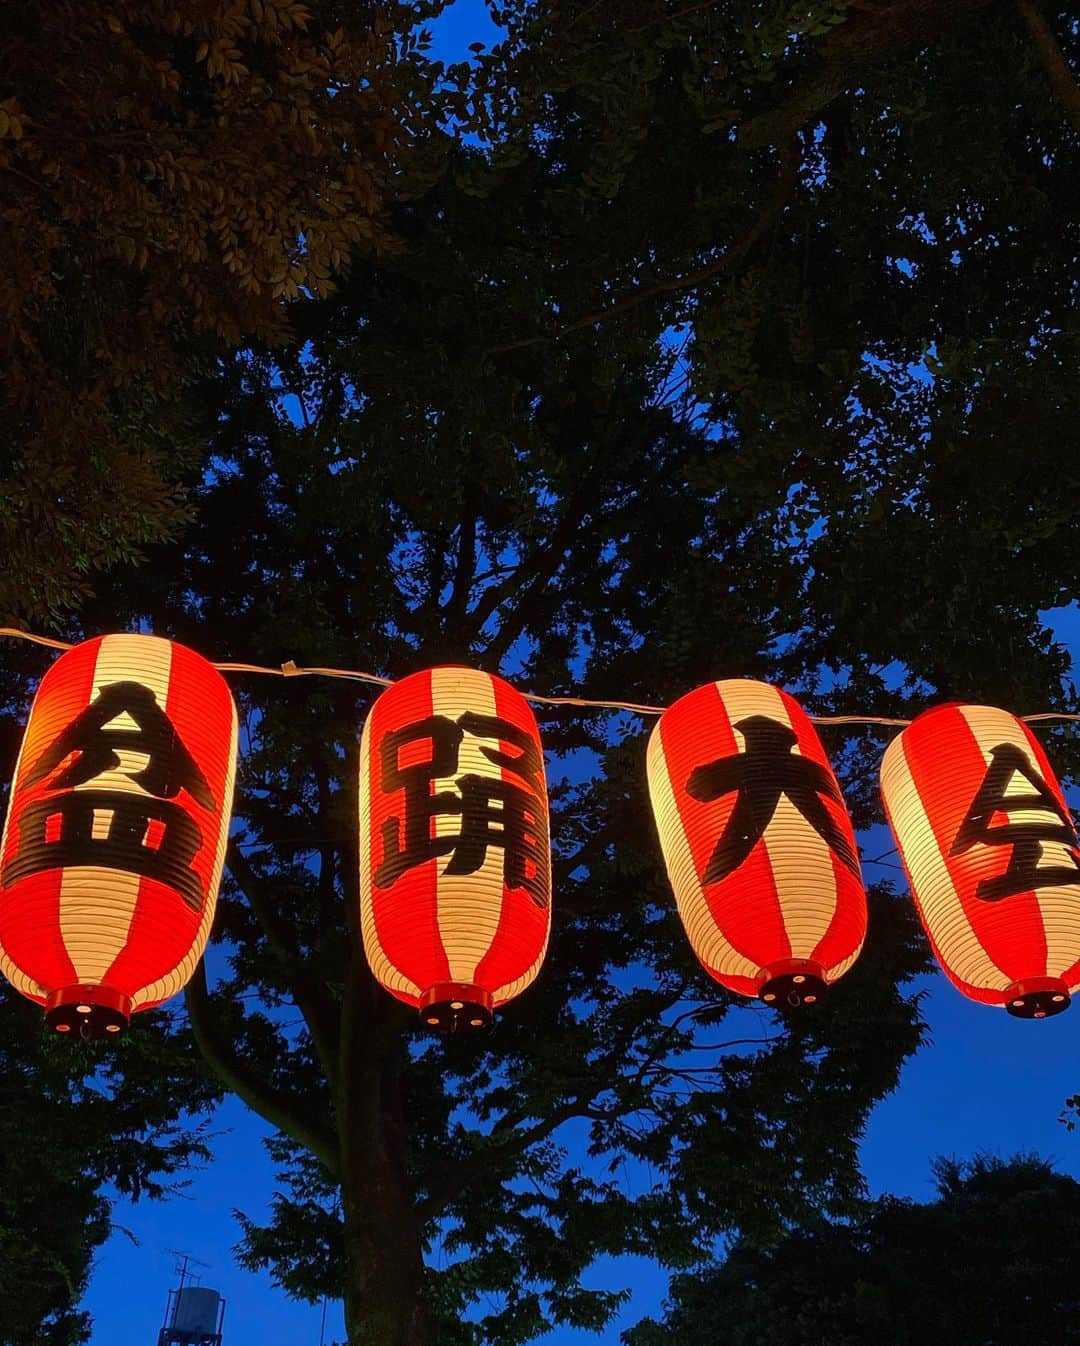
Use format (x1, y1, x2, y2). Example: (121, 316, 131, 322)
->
(0, 628, 73, 653)
(3, 626, 1080, 727)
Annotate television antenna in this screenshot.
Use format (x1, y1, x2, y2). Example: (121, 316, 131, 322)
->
(166, 1250, 210, 1296)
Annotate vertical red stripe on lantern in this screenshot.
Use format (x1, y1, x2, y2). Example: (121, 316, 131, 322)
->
(362, 668, 447, 1003)
(781, 688, 865, 978)
(358, 667, 551, 1030)
(100, 638, 237, 1008)
(473, 672, 551, 999)
(0, 637, 102, 1002)
(881, 702, 1080, 1017)
(658, 683, 788, 976)
(901, 706, 1045, 984)
(1015, 717, 1080, 988)
(647, 678, 866, 1004)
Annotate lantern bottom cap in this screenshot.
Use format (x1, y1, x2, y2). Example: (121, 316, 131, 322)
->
(759, 959, 827, 1010)
(419, 983, 494, 1034)
(45, 985, 132, 1039)
(1005, 977, 1071, 1020)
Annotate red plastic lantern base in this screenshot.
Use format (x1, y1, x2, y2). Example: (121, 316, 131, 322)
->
(1005, 977, 1071, 1020)
(419, 983, 494, 1033)
(45, 985, 132, 1039)
(759, 959, 827, 1009)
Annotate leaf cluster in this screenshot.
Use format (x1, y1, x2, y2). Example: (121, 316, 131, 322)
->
(0, 985, 221, 1344)
(628, 1154, 1080, 1345)
(0, 0, 444, 621)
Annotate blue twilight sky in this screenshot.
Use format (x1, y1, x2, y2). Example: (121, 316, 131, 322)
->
(84, 6, 1080, 1345)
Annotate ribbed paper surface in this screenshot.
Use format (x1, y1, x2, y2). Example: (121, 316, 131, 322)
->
(359, 666, 551, 1009)
(647, 678, 866, 996)
(0, 634, 237, 1012)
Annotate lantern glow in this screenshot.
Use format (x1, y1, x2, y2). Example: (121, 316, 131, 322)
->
(647, 678, 867, 1006)
(358, 666, 551, 1031)
(881, 702, 1080, 1017)
(0, 634, 237, 1037)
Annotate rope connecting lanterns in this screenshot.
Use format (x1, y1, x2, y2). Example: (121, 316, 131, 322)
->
(0, 635, 237, 1038)
(358, 667, 551, 1032)
(0, 627, 1078, 1036)
(647, 680, 867, 1008)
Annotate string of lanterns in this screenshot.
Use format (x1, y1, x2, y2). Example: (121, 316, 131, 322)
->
(10, 627, 1080, 726)
(0, 631, 1078, 1038)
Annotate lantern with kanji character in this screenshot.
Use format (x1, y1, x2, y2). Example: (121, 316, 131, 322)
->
(358, 666, 551, 1031)
(647, 678, 866, 1006)
(881, 702, 1080, 1018)
(0, 634, 237, 1037)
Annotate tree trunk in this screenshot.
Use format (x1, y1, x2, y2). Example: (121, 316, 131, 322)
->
(338, 978, 434, 1346)
(340, 1141, 433, 1346)
(333, 722, 435, 1346)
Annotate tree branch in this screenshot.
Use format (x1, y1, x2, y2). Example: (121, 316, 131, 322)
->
(226, 841, 342, 1087)
(1018, 0, 1080, 131)
(483, 138, 800, 357)
(185, 961, 340, 1176)
(480, 526, 580, 665)
(739, 0, 1000, 150)
(418, 986, 691, 1223)
(416, 1097, 596, 1224)
(443, 504, 478, 626)
(462, 476, 597, 645)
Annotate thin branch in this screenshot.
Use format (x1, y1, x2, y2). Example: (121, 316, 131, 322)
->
(419, 987, 689, 1223)
(226, 842, 342, 1087)
(443, 504, 478, 625)
(626, 0, 723, 32)
(1018, 0, 1080, 132)
(481, 528, 581, 664)
(739, 0, 999, 149)
(417, 1097, 594, 1223)
(483, 139, 800, 357)
(622, 999, 751, 1088)
(463, 475, 597, 645)
(185, 961, 340, 1176)
(640, 1043, 775, 1078)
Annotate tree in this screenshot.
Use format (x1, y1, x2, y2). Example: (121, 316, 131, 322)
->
(626, 1154, 1080, 1346)
(0, 0, 440, 621)
(0, 977, 220, 1345)
(86, 337, 931, 1346)
(4, 1, 1080, 1344)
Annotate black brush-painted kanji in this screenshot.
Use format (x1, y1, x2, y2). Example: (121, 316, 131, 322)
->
(687, 715, 859, 884)
(3, 681, 213, 908)
(951, 742, 1080, 901)
(374, 711, 548, 907)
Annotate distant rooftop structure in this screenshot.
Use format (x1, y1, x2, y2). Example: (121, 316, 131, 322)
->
(157, 1254, 226, 1346)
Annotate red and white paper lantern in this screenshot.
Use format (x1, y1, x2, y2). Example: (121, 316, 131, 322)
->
(647, 678, 867, 1006)
(359, 666, 551, 1031)
(881, 702, 1080, 1017)
(0, 634, 237, 1036)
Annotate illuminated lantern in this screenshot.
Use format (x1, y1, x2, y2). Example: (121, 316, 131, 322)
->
(359, 666, 551, 1031)
(0, 634, 237, 1037)
(647, 678, 866, 1006)
(881, 702, 1080, 1018)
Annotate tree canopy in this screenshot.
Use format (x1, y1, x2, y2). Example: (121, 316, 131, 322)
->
(0, 0, 435, 621)
(1, 2, 1079, 1343)
(0, 976, 218, 1345)
(627, 1154, 1080, 1346)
